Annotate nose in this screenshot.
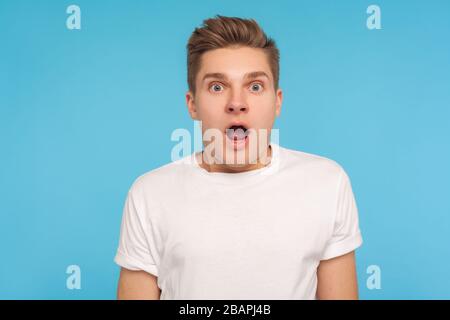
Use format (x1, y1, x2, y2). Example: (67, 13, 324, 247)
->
(225, 88, 248, 114)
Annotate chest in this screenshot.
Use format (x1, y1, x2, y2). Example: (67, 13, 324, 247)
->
(159, 183, 332, 271)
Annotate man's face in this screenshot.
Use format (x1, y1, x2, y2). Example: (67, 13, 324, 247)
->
(186, 46, 282, 168)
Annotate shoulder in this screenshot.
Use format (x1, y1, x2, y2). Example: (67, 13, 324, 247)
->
(127, 155, 193, 197)
(279, 145, 346, 181)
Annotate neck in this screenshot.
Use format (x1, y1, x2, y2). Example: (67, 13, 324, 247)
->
(199, 145, 273, 174)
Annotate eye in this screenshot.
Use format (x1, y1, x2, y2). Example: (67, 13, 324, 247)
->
(249, 82, 264, 93)
(209, 83, 224, 93)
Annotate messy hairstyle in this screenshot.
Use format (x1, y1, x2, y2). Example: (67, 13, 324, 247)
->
(187, 15, 280, 94)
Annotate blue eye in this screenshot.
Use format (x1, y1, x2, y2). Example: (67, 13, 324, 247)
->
(250, 83, 263, 92)
(210, 83, 224, 92)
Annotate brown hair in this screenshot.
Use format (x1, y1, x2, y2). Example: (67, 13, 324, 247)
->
(187, 15, 280, 95)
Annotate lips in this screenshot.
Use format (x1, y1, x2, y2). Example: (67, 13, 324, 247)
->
(225, 124, 248, 141)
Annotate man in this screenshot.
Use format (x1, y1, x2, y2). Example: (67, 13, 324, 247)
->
(115, 15, 363, 300)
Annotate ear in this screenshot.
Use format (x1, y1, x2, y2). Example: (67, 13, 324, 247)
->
(186, 91, 199, 120)
(275, 88, 283, 117)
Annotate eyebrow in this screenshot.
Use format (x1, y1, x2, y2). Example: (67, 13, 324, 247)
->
(201, 71, 270, 83)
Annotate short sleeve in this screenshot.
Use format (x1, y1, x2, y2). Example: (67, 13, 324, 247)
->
(114, 185, 160, 277)
(321, 169, 363, 260)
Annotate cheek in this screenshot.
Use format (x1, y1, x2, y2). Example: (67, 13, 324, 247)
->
(195, 97, 225, 128)
(249, 97, 277, 125)
(196, 97, 218, 122)
(197, 94, 227, 114)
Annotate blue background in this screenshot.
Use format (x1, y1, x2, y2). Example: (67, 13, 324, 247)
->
(1, 0, 449, 299)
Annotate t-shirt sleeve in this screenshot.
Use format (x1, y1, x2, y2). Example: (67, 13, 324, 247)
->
(114, 185, 160, 277)
(321, 168, 363, 260)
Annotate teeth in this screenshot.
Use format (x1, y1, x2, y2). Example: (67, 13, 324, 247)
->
(229, 125, 247, 131)
(226, 125, 247, 140)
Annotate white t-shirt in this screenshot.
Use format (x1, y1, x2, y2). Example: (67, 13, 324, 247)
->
(114, 143, 363, 299)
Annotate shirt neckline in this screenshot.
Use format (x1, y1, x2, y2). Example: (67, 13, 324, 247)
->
(189, 143, 282, 185)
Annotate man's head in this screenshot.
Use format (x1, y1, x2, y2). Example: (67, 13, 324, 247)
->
(185, 15, 283, 172)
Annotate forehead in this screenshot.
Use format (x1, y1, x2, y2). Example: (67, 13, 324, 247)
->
(197, 47, 273, 82)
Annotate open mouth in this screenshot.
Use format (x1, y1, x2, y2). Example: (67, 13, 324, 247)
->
(225, 125, 248, 142)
